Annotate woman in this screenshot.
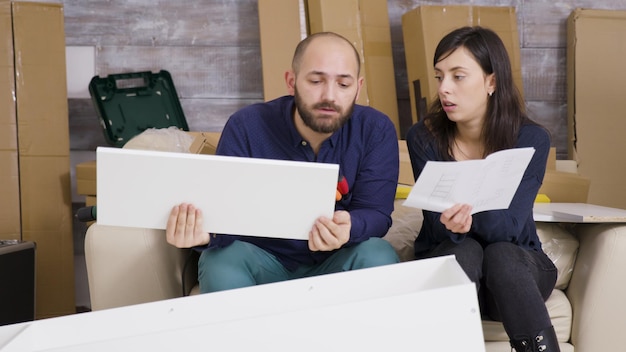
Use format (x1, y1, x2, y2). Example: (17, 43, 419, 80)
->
(406, 26, 559, 352)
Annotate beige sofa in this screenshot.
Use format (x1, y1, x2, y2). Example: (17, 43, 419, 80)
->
(84, 131, 626, 350)
(85, 201, 626, 352)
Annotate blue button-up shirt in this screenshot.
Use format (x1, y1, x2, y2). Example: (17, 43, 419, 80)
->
(208, 95, 399, 270)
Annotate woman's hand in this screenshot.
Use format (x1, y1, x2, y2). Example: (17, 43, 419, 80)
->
(440, 204, 473, 234)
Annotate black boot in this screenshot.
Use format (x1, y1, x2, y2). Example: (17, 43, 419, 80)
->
(510, 326, 560, 352)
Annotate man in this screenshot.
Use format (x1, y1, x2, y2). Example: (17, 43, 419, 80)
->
(166, 32, 400, 293)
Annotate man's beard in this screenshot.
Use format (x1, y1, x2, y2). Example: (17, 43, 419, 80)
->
(294, 87, 354, 134)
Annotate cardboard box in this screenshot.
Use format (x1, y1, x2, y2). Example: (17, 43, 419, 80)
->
(0, 151, 20, 240)
(0, 257, 485, 351)
(0, 1, 20, 240)
(536, 146, 590, 203)
(3, 1, 75, 318)
(539, 170, 590, 203)
(398, 140, 414, 185)
(567, 9, 626, 209)
(307, 0, 401, 137)
(402, 5, 524, 124)
(546, 147, 556, 171)
(188, 131, 221, 155)
(85, 196, 97, 207)
(258, 0, 306, 101)
(76, 160, 97, 196)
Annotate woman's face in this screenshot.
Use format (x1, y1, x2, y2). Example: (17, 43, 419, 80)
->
(434, 46, 495, 127)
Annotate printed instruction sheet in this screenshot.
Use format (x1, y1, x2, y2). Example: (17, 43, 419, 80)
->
(403, 147, 535, 214)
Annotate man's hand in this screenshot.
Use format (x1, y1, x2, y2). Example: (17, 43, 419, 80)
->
(308, 210, 351, 251)
(166, 203, 211, 248)
(440, 203, 473, 234)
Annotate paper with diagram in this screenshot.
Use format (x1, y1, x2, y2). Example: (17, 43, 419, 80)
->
(403, 147, 535, 214)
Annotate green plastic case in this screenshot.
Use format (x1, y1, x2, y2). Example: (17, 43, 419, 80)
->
(89, 70, 189, 147)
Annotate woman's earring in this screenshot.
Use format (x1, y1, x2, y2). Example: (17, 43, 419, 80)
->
(488, 91, 493, 97)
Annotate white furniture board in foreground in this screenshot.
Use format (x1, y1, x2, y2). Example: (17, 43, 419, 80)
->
(96, 147, 339, 240)
(0, 257, 485, 352)
(533, 203, 626, 223)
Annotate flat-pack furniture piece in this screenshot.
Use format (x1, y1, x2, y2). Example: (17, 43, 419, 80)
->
(0, 257, 485, 351)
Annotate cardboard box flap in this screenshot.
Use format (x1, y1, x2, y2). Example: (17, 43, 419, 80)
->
(539, 170, 590, 203)
(189, 132, 221, 155)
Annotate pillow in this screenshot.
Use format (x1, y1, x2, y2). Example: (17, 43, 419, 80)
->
(537, 222, 579, 290)
(383, 200, 422, 262)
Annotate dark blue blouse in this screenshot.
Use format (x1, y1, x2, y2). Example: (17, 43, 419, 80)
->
(406, 120, 551, 257)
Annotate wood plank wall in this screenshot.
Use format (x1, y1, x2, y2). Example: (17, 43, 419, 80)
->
(64, 0, 626, 160)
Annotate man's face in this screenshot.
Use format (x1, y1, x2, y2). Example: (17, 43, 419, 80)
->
(291, 37, 361, 134)
(293, 84, 354, 134)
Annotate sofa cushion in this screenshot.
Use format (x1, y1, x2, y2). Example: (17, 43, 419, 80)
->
(537, 222, 579, 290)
(84, 225, 190, 310)
(383, 201, 421, 262)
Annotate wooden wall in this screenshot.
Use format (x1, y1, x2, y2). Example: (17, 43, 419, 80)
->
(63, 0, 626, 159)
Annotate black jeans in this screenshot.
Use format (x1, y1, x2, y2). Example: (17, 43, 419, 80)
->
(417, 238, 557, 339)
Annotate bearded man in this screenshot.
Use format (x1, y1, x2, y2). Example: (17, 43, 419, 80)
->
(166, 32, 400, 293)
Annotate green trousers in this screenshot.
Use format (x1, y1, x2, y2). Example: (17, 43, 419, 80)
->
(198, 237, 399, 293)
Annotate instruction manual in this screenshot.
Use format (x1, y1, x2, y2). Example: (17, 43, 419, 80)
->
(403, 147, 535, 214)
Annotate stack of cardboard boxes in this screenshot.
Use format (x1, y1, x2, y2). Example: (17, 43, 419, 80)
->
(402, 5, 524, 124)
(0, 1, 75, 319)
(258, 0, 400, 137)
(567, 9, 626, 209)
(399, 5, 591, 203)
(0, 1, 20, 242)
(257, 0, 307, 103)
(79, 3, 592, 204)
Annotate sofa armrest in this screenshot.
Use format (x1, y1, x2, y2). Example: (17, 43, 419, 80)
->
(84, 224, 191, 311)
(566, 223, 626, 351)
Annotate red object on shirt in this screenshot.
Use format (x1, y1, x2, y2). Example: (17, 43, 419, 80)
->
(335, 176, 349, 201)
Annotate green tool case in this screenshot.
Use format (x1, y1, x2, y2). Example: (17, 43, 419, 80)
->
(89, 70, 189, 147)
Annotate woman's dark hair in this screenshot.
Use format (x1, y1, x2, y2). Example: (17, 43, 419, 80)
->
(424, 26, 539, 160)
